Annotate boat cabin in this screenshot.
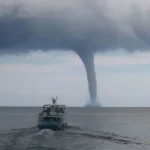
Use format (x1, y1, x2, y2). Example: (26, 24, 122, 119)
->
(39, 97, 66, 116)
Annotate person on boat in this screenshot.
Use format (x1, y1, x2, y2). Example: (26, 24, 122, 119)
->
(55, 106, 59, 115)
(60, 107, 64, 113)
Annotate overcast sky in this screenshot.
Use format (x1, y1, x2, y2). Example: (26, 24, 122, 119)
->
(1, 51, 150, 107)
(1, 0, 150, 106)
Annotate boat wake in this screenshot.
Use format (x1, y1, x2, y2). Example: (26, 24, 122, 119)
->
(66, 126, 141, 145)
(66, 125, 84, 131)
(0, 125, 148, 150)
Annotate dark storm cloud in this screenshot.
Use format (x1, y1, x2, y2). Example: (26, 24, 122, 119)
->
(1, 0, 150, 106)
(0, 0, 149, 54)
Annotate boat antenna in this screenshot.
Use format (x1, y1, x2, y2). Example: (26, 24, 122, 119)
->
(51, 96, 57, 105)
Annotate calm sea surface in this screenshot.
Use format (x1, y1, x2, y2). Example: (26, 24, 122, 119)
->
(0, 107, 150, 150)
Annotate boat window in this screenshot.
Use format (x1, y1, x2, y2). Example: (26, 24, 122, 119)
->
(40, 117, 45, 121)
(40, 117, 61, 122)
(40, 117, 49, 121)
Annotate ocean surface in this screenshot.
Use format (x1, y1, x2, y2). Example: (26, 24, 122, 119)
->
(0, 107, 150, 150)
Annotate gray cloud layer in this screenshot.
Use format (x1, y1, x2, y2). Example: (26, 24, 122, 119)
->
(0, 0, 149, 54)
(1, 0, 150, 106)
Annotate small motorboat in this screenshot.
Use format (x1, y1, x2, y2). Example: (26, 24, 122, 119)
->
(37, 96, 67, 131)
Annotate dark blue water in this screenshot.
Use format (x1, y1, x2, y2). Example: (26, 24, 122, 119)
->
(0, 107, 150, 150)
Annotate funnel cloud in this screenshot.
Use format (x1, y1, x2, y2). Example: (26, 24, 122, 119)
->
(0, 0, 150, 106)
(76, 50, 98, 105)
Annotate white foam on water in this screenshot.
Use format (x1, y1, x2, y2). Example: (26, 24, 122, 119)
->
(37, 129, 54, 136)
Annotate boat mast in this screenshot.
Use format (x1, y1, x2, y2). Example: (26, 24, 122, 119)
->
(51, 96, 57, 105)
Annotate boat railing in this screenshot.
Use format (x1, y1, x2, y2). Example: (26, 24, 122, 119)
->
(43, 104, 66, 107)
(39, 108, 66, 116)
